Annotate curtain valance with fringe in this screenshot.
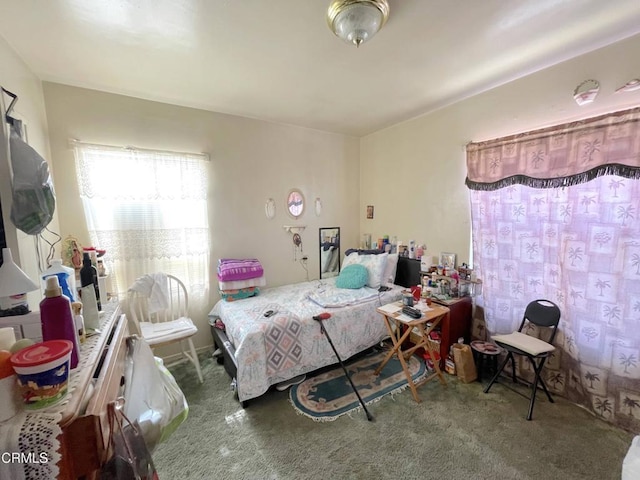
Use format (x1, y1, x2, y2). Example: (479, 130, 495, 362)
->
(466, 106, 640, 191)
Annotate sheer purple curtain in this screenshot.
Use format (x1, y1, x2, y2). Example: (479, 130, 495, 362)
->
(467, 107, 640, 431)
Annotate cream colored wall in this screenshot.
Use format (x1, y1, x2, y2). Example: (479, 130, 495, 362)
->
(0, 35, 57, 309)
(43, 83, 360, 350)
(6, 30, 640, 354)
(360, 33, 640, 270)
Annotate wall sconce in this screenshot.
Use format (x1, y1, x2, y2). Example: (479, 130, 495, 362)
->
(573, 79, 599, 106)
(616, 79, 640, 93)
(265, 198, 276, 219)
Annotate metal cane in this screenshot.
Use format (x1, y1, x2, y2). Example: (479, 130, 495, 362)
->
(313, 313, 373, 421)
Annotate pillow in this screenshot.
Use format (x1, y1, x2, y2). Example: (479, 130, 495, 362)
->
(342, 252, 388, 289)
(335, 264, 368, 289)
(344, 248, 384, 256)
(382, 253, 399, 285)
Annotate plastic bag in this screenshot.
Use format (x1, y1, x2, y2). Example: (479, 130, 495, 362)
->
(8, 121, 55, 234)
(100, 398, 158, 480)
(123, 335, 189, 451)
(623, 435, 640, 480)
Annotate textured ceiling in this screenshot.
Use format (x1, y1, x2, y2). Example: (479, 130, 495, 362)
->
(1, 0, 640, 136)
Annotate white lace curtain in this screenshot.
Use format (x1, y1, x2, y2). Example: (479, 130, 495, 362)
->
(73, 142, 210, 314)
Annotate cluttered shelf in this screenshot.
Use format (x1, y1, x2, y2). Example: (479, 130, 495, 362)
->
(0, 301, 128, 479)
(419, 270, 483, 303)
(390, 256, 476, 369)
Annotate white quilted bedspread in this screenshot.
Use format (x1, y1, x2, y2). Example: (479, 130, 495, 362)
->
(209, 278, 403, 401)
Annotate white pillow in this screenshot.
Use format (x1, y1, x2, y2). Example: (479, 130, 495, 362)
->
(342, 252, 388, 289)
(383, 253, 399, 285)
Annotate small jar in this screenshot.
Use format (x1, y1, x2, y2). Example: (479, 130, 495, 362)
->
(402, 293, 414, 307)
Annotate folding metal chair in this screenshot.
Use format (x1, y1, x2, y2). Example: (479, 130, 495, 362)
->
(484, 299, 561, 420)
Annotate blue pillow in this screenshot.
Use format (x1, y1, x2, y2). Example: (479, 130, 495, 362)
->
(335, 264, 368, 289)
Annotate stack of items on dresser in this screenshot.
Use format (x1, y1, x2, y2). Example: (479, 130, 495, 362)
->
(217, 258, 266, 301)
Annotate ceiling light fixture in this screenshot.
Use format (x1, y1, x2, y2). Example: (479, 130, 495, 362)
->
(327, 0, 390, 48)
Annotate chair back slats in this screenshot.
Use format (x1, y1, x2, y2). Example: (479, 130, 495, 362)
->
(128, 290, 145, 322)
(127, 273, 189, 326)
(126, 273, 203, 383)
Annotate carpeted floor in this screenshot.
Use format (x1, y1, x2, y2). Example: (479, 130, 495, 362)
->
(154, 350, 634, 480)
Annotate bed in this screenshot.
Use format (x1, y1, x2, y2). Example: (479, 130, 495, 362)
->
(208, 254, 421, 404)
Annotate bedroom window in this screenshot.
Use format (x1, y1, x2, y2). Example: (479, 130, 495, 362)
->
(73, 142, 210, 307)
(466, 106, 640, 431)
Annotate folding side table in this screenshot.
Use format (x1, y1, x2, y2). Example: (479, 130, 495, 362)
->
(375, 302, 449, 403)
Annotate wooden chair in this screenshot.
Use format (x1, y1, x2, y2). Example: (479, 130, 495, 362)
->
(127, 273, 203, 383)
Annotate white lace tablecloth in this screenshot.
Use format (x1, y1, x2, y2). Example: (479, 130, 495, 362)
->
(0, 301, 119, 480)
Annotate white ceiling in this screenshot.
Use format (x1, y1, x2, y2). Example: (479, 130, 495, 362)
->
(1, 0, 640, 136)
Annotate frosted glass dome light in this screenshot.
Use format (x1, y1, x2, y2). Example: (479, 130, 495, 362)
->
(327, 0, 390, 47)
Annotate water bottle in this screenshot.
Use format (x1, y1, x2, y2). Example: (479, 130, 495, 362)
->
(409, 240, 416, 259)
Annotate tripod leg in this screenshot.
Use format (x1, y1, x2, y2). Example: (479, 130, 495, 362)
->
(320, 323, 373, 421)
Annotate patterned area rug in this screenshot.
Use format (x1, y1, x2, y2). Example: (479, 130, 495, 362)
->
(289, 349, 426, 421)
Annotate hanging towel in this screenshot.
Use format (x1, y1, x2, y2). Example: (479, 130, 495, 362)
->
(129, 273, 170, 314)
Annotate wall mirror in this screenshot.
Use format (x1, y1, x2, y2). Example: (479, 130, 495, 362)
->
(286, 189, 305, 218)
(319, 227, 340, 279)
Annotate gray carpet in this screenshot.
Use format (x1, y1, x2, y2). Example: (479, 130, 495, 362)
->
(154, 351, 633, 480)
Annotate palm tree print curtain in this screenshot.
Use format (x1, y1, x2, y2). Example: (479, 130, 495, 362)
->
(467, 106, 640, 431)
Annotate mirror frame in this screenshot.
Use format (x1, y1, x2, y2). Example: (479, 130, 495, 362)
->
(286, 189, 305, 218)
(319, 227, 340, 279)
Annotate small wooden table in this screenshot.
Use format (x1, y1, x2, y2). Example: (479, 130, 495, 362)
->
(375, 302, 449, 403)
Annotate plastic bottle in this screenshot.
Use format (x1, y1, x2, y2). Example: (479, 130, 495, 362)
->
(80, 252, 101, 311)
(41, 258, 77, 302)
(81, 285, 100, 332)
(71, 302, 86, 344)
(445, 345, 456, 375)
(40, 276, 80, 369)
(83, 246, 98, 267)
